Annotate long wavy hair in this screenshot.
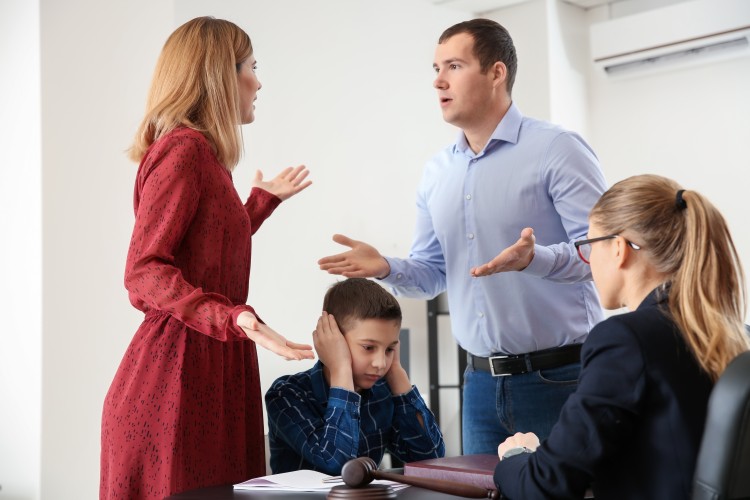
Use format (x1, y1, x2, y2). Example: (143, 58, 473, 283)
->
(129, 17, 252, 169)
(590, 174, 749, 381)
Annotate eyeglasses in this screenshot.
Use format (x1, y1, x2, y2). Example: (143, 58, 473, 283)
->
(574, 234, 641, 264)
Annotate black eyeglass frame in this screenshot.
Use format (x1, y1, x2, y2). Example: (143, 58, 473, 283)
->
(574, 234, 641, 264)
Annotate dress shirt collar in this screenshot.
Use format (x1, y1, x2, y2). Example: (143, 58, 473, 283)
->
(454, 102, 522, 155)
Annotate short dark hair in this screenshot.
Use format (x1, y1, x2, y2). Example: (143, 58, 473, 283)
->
(322, 278, 402, 333)
(439, 18, 517, 96)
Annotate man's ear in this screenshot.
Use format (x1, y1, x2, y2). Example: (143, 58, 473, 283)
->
(492, 61, 507, 88)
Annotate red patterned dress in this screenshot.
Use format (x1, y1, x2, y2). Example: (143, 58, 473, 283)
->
(100, 127, 279, 499)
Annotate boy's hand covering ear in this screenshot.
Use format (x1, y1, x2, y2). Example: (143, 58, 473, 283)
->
(313, 312, 354, 391)
(385, 342, 412, 395)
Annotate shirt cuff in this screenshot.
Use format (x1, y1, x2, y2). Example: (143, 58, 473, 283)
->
(522, 244, 556, 277)
(328, 387, 362, 414)
(392, 386, 428, 414)
(379, 257, 406, 284)
(250, 186, 282, 209)
(230, 305, 260, 341)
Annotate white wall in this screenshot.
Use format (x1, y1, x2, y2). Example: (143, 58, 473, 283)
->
(173, 0, 465, 430)
(16, 1, 465, 499)
(3, 0, 749, 498)
(546, 0, 589, 134)
(487, 0, 552, 120)
(585, 4, 750, 302)
(486, 0, 750, 321)
(38, 0, 175, 498)
(484, 0, 590, 133)
(1, 1, 42, 498)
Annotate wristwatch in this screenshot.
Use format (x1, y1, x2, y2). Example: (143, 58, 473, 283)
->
(501, 446, 533, 460)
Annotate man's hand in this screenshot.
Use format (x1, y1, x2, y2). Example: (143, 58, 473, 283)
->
(497, 432, 540, 460)
(252, 165, 312, 201)
(471, 227, 536, 277)
(237, 311, 314, 360)
(318, 234, 390, 279)
(313, 312, 354, 391)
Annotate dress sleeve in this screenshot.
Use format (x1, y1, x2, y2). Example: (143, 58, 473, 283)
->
(493, 318, 646, 499)
(245, 187, 281, 236)
(125, 136, 254, 342)
(265, 382, 362, 476)
(387, 386, 446, 462)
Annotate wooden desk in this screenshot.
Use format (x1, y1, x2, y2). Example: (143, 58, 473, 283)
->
(167, 484, 483, 499)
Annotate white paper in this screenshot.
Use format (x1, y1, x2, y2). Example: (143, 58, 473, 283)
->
(233, 469, 408, 492)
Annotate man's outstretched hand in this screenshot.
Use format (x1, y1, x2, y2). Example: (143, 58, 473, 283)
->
(470, 227, 536, 277)
(318, 234, 391, 279)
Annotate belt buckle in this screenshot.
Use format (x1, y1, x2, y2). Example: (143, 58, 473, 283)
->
(489, 355, 511, 377)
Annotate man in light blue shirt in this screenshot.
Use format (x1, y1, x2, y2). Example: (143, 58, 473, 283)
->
(319, 18, 606, 454)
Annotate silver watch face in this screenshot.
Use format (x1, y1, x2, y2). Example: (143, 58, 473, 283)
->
(502, 446, 530, 460)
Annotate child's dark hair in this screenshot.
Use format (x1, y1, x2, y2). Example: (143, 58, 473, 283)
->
(322, 278, 402, 333)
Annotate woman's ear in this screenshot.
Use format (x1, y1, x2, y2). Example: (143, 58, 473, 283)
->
(615, 236, 638, 269)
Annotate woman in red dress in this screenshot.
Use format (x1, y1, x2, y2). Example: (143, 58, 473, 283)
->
(100, 17, 314, 499)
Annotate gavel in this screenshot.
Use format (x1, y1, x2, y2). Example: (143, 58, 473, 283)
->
(341, 457, 499, 499)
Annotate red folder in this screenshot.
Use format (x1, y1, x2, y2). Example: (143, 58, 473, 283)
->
(404, 454, 498, 490)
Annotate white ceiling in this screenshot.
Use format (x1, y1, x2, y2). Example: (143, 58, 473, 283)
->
(564, 0, 629, 7)
(428, 0, 642, 14)
(427, 0, 535, 13)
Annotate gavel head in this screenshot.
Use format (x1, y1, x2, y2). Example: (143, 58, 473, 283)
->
(341, 457, 379, 487)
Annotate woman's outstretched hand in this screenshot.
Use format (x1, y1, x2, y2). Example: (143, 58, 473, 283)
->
(253, 165, 312, 201)
(237, 311, 314, 360)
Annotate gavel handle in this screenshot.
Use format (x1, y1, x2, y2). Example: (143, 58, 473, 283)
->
(370, 469, 499, 499)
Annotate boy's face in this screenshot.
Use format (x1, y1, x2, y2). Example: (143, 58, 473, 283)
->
(343, 318, 401, 393)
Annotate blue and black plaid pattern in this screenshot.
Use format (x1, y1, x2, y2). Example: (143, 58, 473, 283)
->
(265, 361, 445, 475)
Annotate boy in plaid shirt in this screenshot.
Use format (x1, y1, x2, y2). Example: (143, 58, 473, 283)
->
(265, 278, 445, 475)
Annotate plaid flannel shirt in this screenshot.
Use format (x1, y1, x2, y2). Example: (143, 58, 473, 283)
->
(265, 361, 445, 475)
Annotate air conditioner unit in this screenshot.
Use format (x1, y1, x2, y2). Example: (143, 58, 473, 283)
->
(590, 0, 750, 78)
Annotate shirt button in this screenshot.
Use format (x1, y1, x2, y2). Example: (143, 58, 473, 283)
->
(478, 312, 484, 318)
(467, 233, 474, 239)
(465, 194, 472, 200)
(396, 273, 403, 279)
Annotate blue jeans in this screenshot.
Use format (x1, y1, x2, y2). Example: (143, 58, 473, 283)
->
(461, 360, 580, 455)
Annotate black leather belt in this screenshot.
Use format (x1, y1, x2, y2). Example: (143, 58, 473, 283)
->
(469, 344, 582, 377)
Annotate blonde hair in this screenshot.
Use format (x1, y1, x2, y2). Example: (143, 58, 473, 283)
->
(129, 16, 252, 169)
(590, 174, 749, 381)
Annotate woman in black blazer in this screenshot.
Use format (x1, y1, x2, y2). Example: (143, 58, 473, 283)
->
(493, 174, 749, 499)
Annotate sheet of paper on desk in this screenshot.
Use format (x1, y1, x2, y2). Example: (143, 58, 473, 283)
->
(233, 470, 408, 492)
